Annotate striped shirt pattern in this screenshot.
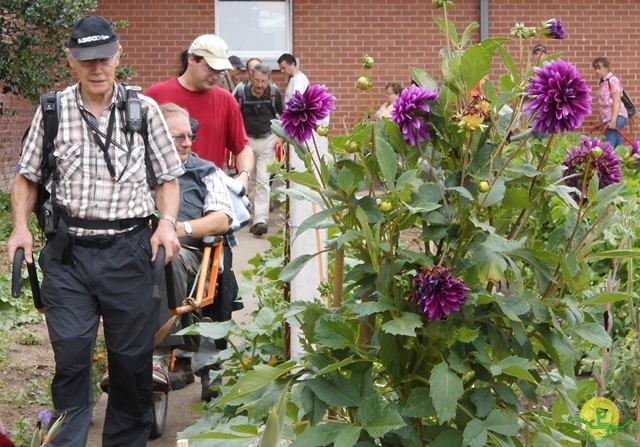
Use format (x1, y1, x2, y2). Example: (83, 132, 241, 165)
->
(18, 83, 185, 235)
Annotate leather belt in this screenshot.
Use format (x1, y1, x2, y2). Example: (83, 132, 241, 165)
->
(247, 132, 272, 139)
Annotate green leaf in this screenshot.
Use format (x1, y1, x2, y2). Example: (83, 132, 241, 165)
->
(376, 136, 398, 188)
(217, 362, 296, 405)
(333, 426, 362, 447)
(358, 394, 406, 438)
(430, 429, 464, 447)
(461, 22, 480, 47)
(429, 362, 463, 422)
(409, 67, 439, 90)
(315, 316, 356, 350)
(381, 312, 422, 336)
(462, 419, 488, 447)
(287, 171, 322, 189)
(305, 376, 363, 407)
(532, 432, 564, 447)
(480, 177, 506, 207)
(460, 44, 490, 92)
(584, 292, 634, 305)
(403, 387, 436, 418)
(472, 246, 506, 282)
(471, 387, 495, 418)
(316, 357, 355, 375)
(258, 383, 289, 447)
(497, 46, 520, 84)
(290, 424, 342, 447)
(295, 206, 345, 239)
(484, 409, 519, 436)
(584, 249, 640, 261)
(570, 323, 612, 348)
(178, 320, 237, 339)
(279, 252, 325, 282)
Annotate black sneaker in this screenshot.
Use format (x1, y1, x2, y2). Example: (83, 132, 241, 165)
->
(250, 222, 268, 237)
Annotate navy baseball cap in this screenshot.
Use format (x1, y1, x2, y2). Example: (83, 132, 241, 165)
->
(68, 16, 120, 61)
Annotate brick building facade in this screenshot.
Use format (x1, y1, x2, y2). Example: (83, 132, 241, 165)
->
(1, 0, 637, 191)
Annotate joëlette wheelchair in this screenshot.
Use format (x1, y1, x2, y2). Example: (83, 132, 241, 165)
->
(12, 234, 225, 440)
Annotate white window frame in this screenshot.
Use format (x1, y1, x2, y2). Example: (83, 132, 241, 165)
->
(215, 0, 293, 68)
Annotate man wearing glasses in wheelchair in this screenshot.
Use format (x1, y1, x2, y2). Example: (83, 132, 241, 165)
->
(155, 103, 237, 401)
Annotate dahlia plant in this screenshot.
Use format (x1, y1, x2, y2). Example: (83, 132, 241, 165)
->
(181, 3, 640, 446)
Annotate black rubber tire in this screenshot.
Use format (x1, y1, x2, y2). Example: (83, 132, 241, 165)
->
(149, 391, 168, 439)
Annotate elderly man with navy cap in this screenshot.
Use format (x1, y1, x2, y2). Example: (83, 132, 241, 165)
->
(7, 15, 184, 447)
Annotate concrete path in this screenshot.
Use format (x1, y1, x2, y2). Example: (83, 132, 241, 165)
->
(86, 210, 284, 446)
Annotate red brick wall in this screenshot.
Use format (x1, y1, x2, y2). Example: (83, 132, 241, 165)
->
(2, 0, 638, 191)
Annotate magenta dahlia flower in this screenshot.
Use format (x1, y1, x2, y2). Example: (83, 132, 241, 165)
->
(563, 135, 622, 190)
(281, 85, 336, 144)
(390, 84, 439, 146)
(540, 19, 566, 40)
(408, 266, 469, 321)
(524, 59, 591, 135)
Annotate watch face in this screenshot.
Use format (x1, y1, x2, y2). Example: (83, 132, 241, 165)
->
(184, 222, 192, 236)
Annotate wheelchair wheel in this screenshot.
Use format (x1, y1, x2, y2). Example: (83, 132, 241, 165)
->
(150, 390, 168, 439)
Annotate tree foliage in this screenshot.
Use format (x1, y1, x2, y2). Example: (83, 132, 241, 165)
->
(0, 0, 97, 104)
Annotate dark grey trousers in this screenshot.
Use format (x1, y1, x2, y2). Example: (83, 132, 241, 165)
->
(39, 226, 157, 447)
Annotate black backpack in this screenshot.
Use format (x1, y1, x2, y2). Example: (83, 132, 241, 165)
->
(237, 83, 279, 117)
(22, 85, 156, 234)
(607, 79, 636, 117)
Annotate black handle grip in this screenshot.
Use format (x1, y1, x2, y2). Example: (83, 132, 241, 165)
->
(11, 248, 24, 298)
(152, 246, 165, 300)
(28, 263, 42, 310)
(12, 248, 43, 310)
(165, 262, 176, 310)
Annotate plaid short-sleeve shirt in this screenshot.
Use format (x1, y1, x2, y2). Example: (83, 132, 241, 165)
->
(18, 83, 184, 235)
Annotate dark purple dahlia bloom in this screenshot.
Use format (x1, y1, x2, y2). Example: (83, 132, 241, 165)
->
(281, 85, 336, 144)
(524, 59, 591, 135)
(390, 84, 439, 146)
(563, 135, 622, 190)
(541, 19, 566, 40)
(408, 266, 470, 322)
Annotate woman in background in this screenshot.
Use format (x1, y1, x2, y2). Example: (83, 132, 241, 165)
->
(593, 57, 628, 148)
(373, 82, 403, 119)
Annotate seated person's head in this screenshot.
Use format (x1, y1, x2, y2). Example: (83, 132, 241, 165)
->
(160, 103, 195, 163)
(385, 82, 403, 104)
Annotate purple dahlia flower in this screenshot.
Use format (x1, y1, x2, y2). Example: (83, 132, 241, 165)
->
(541, 19, 566, 40)
(524, 59, 591, 135)
(390, 84, 439, 146)
(38, 408, 53, 424)
(563, 135, 622, 190)
(281, 84, 336, 144)
(408, 266, 469, 322)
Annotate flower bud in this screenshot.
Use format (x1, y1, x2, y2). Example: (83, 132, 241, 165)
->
(345, 140, 359, 153)
(356, 76, 372, 91)
(590, 147, 603, 158)
(478, 181, 490, 193)
(362, 55, 374, 70)
(316, 124, 329, 137)
(380, 201, 393, 212)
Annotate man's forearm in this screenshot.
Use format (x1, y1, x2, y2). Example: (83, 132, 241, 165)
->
(154, 179, 180, 218)
(235, 145, 254, 173)
(12, 174, 38, 230)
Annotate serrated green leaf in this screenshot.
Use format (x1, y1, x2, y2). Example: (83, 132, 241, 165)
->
(480, 178, 506, 207)
(333, 426, 361, 447)
(462, 419, 488, 447)
(358, 394, 405, 438)
(584, 292, 634, 305)
(381, 312, 422, 336)
(376, 136, 398, 188)
(430, 362, 463, 422)
(460, 44, 490, 91)
(485, 409, 519, 436)
(315, 317, 356, 350)
(290, 424, 342, 447)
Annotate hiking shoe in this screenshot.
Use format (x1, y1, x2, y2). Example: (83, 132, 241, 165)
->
(169, 356, 195, 389)
(100, 370, 110, 393)
(250, 223, 268, 237)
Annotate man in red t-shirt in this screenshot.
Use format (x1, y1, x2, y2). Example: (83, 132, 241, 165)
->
(146, 35, 253, 189)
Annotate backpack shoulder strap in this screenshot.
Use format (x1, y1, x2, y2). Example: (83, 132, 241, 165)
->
(269, 84, 277, 116)
(40, 92, 61, 178)
(120, 84, 157, 188)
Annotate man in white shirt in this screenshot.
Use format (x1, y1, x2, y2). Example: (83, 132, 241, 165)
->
(278, 53, 310, 104)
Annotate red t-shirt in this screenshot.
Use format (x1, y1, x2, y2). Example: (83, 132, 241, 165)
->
(145, 78, 248, 167)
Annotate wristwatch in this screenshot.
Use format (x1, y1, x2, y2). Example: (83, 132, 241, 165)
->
(183, 221, 193, 237)
(161, 215, 178, 231)
(239, 169, 251, 180)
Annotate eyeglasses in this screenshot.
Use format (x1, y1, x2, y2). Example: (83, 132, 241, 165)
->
(172, 134, 197, 144)
(201, 60, 227, 76)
